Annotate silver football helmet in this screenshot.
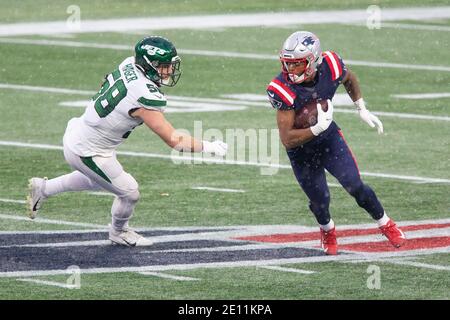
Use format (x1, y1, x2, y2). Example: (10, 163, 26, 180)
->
(279, 31, 323, 84)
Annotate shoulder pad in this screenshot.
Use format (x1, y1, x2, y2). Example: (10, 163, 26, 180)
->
(266, 78, 296, 110)
(137, 83, 167, 111)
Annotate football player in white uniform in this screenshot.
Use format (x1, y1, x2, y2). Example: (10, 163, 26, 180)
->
(27, 36, 228, 246)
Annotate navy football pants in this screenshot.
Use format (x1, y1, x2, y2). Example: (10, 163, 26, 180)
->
(287, 127, 384, 225)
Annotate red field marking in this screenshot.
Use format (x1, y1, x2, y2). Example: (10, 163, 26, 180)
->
(339, 236, 450, 252)
(234, 223, 450, 243)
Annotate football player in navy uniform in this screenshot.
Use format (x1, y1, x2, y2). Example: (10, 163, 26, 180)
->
(267, 31, 405, 255)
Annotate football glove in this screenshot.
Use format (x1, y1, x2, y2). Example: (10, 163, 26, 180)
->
(202, 140, 228, 157)
(310, 99, 334, 136)
(355, 98, 383, 134)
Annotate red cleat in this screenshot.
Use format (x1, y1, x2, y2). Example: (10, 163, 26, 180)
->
(320, 227, 338, 255)
(379, 219, 406, 248)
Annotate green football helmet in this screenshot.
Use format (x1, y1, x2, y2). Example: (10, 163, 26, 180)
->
(134, 36, 181, 87)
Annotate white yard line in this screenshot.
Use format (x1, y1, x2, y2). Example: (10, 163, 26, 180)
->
(344, 257, 450, 271)
(139, 272, 200, 281)
(0, 198, 26, 204)
(0, 213, 107, 229)
(344, 22, 450, 32)
(1, 83, 449, 121)
(386, 260, 450, 271)
(191, 187, 246, 193)
(0, 229, 106, 235)
(1, 140, 449, 184)
(87, 191, 114, 197)
(1, 38, 450, 73)
(392, 93, 450, 99)
(0, 82, 94, 95)
(1, 7, 450, 36)
(8, 225, 447, 249)
(334, 108, 450, 122)
(259, 265, 316, 274)
(1, 246, 448, 278)
(16, 278, 78, 289)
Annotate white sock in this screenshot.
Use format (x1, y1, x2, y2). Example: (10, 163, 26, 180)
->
(320, 219, 335, 231)
(44, 171, 102, 197)
(111, 196, 136, 231)
(376, 212, 390, 227)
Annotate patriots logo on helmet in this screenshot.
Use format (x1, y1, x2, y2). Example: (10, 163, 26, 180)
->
(301, 36, 315, 47)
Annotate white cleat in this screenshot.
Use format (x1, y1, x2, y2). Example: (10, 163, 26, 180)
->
(27, 177, 48, 219)
(109, 226, 153, 247)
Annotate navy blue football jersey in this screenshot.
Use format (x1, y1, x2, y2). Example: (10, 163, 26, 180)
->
(267, 51, 347, 111)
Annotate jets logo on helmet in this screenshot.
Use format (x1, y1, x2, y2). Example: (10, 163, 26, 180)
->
(279, 31, 323, 84)
(140, 44, 168, 56)
(134, 36, 182, 87)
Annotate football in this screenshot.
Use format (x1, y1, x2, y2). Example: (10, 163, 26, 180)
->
(294, 100, 329, 129)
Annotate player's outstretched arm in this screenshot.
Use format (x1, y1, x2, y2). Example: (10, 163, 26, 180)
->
(342, 68, 383, 134)
(132, 108, 228, 156)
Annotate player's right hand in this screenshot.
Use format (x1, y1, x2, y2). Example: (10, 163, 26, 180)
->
(202, 140, 228, 156)
(310, 99, 334, 136)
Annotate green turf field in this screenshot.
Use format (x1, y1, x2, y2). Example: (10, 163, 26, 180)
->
(0, 0, 449, 300)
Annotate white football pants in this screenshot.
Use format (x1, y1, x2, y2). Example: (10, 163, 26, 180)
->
(44, 146, 140, 231)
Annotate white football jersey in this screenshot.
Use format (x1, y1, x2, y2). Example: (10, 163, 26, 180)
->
(64, 56, 166, 157)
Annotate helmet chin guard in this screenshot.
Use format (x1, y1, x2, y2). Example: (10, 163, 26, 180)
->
(279, 31, 322, 84)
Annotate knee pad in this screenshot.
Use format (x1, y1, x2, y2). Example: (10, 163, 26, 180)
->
(125, 188, 140, 203)
(112, 172, 140, 203)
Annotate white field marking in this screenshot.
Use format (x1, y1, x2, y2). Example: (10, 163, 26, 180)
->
(1, 7, 450, 36)
(14, 224, 447, 250)
(1, 217, 448, 238)
(138, 272, 200, 281)
(191, 187, 246, 193)
(1, 38, 450, 73)
(0, 83, 94, 95)
(45, 33, 77, 39)
(333, 107, 450, 122)
(392, 93, 450, 99)
(0, 213, 107, 229)
(2, 82, 449, 121)
(58, 99, 248, 113)
(1, 246, 448, 278)
(344, 258, 450, 271)
(383, 260, 450, 271)
(0, 229, 106, 235)
(259, 265, 316, 274)
(1, 140, 449, 185)
(0, 198, 26, 204)
(87, 191, 114, 197)
(16, 278, 78, 289)
(222, 93, 354, 107)
(344, 22, 450, 32)
(1, 240, 110, 248)
(327, 183, 341, 188)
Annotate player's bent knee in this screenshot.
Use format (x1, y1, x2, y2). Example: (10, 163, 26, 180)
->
(125, 188, 140, 203)
(112, 172, 140, 202)
(343, 180, 364, 196)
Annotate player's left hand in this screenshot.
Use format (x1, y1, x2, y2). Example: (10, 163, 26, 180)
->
(202, 140, 228, 156)
(355, 98, 383, 134)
